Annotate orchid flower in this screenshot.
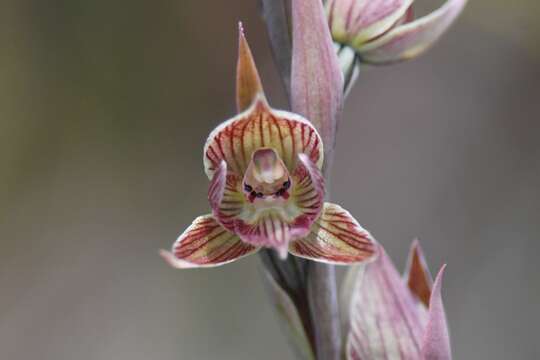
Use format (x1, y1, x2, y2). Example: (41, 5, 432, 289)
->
(326, 0, 467, 64)
(160, 24, 377, 268)
(345, 240, 451, 359)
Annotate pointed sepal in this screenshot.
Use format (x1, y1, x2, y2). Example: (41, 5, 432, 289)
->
(236, 23, 265, 112)
(421, 265, 452, 360)
(291, 0, 344, 153)
(358, 0, 467, 64)
(160, 215, 259, 268)
(346, 246, 425, 359)
(404, 239, 433, 307)
(289, 203, 377, 264)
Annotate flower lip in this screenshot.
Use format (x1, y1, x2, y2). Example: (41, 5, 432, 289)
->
(243, 148, 292, 202)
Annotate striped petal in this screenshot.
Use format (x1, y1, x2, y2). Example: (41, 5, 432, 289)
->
(421, 265, 452, 360)
(358, 0, 467, 64)
(346, 246, 425, 359)
(289, 203, 377, 265)
(204, 99, 324, 180)
(160, 215, 259, 268)
(208, 160, 245, 232)
(327, 0, 413, 48)
(233, 154, 326, 258)
(404, 239, 433, 307)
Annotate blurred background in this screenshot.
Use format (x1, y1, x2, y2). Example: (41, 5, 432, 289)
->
(1, 0, 539, 359)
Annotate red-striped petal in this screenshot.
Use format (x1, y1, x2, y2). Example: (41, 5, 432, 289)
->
(232, 154, 326, 258)
(346, 246, 426, 360)
(160, 215, 259, 268)
(327, 0, 412, 48)
(289, 203, 377, 264)
(204, 100, 324, 180)
(208, 160, 245, 232)
(357, 0, 467, 63)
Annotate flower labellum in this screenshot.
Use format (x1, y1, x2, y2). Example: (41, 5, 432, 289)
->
(326, 0, 468, 64)
(160, 24, 377, 268)
(345, 241, 451, 359)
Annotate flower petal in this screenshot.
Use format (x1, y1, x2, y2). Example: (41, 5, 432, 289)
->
(404, 239, 433, 307)
(204, 101, 323, 179)
(291, 0, 343, 153)
(208, 160, 245, 232)
(358, 0, 467, 64)
(291, 153, 325, 222)
(346, 246, 425, 359)
(160, 215, 258, 268)
(421, 265, 452, 360)
(232, 153, 326, 258)
(289, 203, 377, 265)
(234, 211, 295, 259)
(327, 0, 413, 48)
(236, 23, 265, 112)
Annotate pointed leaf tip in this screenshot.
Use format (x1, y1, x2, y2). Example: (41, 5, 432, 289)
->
(236, 23, 265, 112)
(291, 0, 344, 153)
(405, 239, 433, 307)
(422, 264, 452, 360)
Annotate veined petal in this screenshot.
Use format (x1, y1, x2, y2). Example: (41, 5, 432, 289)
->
(291, 153, 325, 222)
(160, 215, 258, 268)
(236, 23, 265, 112)
(346, 246, 425, 359)
(289, 203, 377, 265)
(421, 265, 452, 360)
(234, 211, 295, 259)
(327, 0, 413, 48)
(233, 154, 326, 258)
(404, 239, 433, 307)
(291, 0, 343, 153)
(208, 160, 245, 232)
(204, 101, 324, 179)
(358, 0, 467, 64)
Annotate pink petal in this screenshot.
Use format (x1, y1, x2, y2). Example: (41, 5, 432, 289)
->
(327, 0, 413, 47)
(358, 0, 467, 63)
(160, 215, 259, 268)
(204, 101, 323, 179)
(404, 239, 433, 307)
(234, 211, 295, 259)
(236, 22, 265, 112)
(289, 203, 377, 265)
(291, 0, 344, 152)
(291, 153, 326, 224)
(233, 154, 326, 258)
(421, 265, 452, 360)
(208, 160, 244, 232)
(347, 246, 425, 359)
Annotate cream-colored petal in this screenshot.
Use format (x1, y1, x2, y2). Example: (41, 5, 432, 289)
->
(204, 99, 324, 179)
(358, 0, 467, 63)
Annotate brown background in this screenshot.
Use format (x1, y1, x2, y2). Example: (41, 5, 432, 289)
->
(1, 0, 539, 359)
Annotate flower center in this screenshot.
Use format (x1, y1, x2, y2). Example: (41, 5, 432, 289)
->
(243, 148, 291, 203)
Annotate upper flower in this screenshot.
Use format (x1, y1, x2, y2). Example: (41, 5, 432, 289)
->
(326, 0, 467, 64)
(160, 24, 377, 268)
